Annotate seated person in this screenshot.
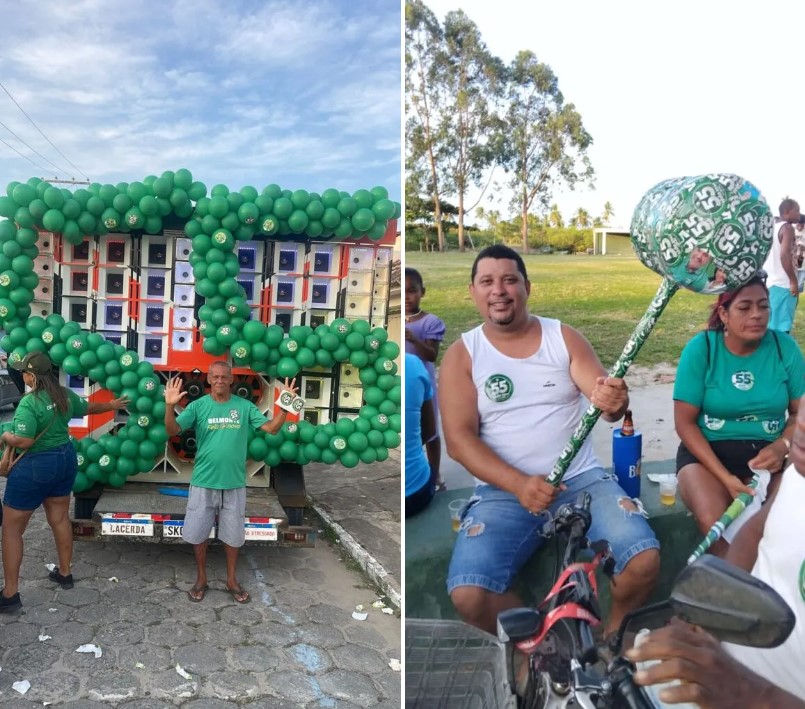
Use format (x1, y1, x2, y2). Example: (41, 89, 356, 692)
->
(628, 391, 805, 706)
(405, 353, 437, 518)
(674, 275, 805, 556)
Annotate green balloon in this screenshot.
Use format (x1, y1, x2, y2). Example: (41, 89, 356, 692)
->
(43, 186, 65, 209)
(277, 357, 300, 378)
(340, 450, 359, 468)
(337, 197, 358, 217)
(273, 197, 293, 219)
(42, 209, 65, 232)
(351, 208, 376, 232)
(288, 210, 309, 233)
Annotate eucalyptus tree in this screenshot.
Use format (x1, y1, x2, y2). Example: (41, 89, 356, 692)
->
(433, 10, 504, 252)
(501, 50, 594, 252)
(405, 0, 448, 251)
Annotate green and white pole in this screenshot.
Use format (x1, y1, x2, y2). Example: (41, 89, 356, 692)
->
(686, 473, 761, 564)
(546, 278, 678, 486)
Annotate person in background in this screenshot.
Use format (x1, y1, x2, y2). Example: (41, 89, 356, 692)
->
(0, 352, 128, 612)
(405, 353, 438, 517)
(762, 198, 801, 332)
(405, 267, 447, 491)
(673, 275, 804, 557)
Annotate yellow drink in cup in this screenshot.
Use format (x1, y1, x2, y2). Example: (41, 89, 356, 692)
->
(659, 478, 677, 506)
(448, 499, 467, 532)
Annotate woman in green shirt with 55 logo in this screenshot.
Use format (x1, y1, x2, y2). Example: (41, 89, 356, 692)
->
(0, 351, 128, 612)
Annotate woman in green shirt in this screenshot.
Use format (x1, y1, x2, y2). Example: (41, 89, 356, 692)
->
(673, 275, 805, 557)
(0, 351, 127, 612)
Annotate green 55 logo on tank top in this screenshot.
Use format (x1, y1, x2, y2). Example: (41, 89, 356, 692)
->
(484, 374, 513, 403)
(732, 370, 754, 391)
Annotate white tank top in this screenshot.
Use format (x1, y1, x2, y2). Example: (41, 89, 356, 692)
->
(462, 316, 601, 486)
(724, 465, 805, 699)
(763, 220, 792, 288)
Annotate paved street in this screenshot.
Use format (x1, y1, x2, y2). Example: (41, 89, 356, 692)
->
(0, 398, 402, 707)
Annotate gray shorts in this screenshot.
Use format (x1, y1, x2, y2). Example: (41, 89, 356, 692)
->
(182, 486, 246, 548)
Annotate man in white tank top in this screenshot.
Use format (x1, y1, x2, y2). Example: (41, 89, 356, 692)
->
(626, 395, 805, 706)
(762, 199, 801, 333)
(440, 245, 660, 637)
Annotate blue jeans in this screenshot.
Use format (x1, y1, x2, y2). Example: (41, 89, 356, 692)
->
(447, 467, 660, 595)
(3, 442, 78, 511)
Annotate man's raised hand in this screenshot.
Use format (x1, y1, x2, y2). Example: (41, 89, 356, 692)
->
(164, 377, 187, 406)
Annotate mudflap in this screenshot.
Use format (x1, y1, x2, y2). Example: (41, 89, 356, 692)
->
(272, 463, 307, 526)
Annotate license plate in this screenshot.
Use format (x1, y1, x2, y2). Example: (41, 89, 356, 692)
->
(163, 520, 215, 539)
(101, 514, 154, 537)
(244, 521, 278, 541)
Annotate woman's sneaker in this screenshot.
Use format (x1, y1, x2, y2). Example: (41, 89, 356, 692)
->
(48, 569, 74, 589)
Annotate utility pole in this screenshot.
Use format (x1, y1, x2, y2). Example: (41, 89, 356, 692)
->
(40, 178, 91, 185)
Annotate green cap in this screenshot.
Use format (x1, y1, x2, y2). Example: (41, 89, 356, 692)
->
(12, 351, 53, 375)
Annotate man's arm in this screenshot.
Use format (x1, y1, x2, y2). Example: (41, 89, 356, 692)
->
(562, 325, 628, 422)
(439, 340, 561, 512)
(780, 223, 799, 295)
(259, 410, 287, 435)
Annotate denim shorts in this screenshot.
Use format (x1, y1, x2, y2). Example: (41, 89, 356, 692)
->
(3, 442, 78, 511)
(447, 467, 660, 595)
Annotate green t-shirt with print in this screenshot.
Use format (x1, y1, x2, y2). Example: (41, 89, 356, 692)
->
(13, 389, 89, 453)
(175, 394, 268, 489)
(674, 330, 805, 442)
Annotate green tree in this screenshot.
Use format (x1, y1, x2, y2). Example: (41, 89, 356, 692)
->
(548, 202, 564, 228)
(405, 0, 448, 251)
(434, 10, 504, 252)
(501, 50, 594, 253)
(602, 200, 614, 225)
(573, 207, 591, 229)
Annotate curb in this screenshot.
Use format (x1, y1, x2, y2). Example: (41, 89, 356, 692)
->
(310, 501, 401, 610)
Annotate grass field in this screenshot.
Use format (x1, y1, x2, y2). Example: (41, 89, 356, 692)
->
(405, 252, 805, 369)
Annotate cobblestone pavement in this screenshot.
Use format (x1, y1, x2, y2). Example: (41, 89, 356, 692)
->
(0, 502, 402, 707)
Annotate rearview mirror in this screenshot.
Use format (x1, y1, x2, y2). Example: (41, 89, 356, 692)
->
(670, 555, 795, 648)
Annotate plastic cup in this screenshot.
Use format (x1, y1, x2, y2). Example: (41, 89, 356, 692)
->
(659, 477, 678, 506)
(448, 499, 467, 532)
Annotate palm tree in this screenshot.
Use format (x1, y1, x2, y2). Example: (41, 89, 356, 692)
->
(602, 201, 614, 225)
(548, 203, 564, 228)
(573, 207, 590, 229)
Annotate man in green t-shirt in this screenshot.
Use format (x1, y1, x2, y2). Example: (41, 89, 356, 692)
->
(164, 361, 298, 603)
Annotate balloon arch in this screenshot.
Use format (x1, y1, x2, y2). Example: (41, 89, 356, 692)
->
(0, 170, 402, 492)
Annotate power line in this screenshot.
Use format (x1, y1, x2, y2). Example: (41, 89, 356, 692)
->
(0, 118, 69, 178)
(0, 136, 54, 177)
(0, 80, 89, 181)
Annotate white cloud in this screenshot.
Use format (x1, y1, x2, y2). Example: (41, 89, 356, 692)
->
(0, 0, 401, 199)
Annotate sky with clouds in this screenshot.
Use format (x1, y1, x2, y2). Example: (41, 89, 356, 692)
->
(419, 0, 805, 228)
(0, 0, 401, 200)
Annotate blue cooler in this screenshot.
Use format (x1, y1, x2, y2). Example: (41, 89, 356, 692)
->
(612, 428, 642, 498)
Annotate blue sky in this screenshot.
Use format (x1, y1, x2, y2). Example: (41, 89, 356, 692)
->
(0, 0, 401, 201)
(422, 0, 803, 229)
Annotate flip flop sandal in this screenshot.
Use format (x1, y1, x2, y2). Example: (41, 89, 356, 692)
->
(187, 584, 208, 602)
(435, 481, 448, 493)
(225, 585, 250, 604)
